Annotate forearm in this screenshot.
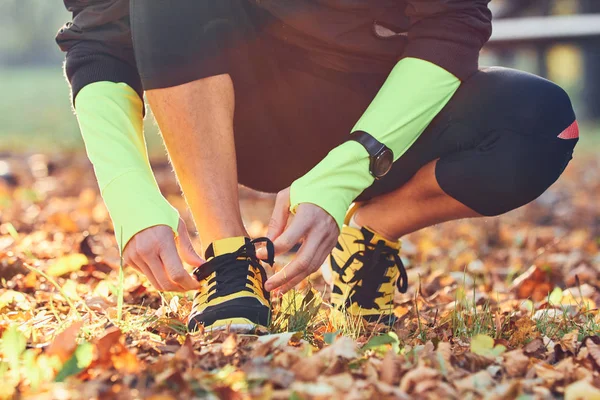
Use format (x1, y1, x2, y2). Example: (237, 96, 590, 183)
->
(290, 58, 460, 228)
(75, 82, 179, 250)
(290, 0, 492, 228)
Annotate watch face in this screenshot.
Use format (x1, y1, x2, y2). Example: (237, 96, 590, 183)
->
(373, 149, 394, 178)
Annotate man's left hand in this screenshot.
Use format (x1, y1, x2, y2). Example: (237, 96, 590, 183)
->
(259, 188, 339, 293)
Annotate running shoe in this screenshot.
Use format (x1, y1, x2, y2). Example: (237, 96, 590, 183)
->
(328, 215, 408, 324)
(188, 236, 274, 332)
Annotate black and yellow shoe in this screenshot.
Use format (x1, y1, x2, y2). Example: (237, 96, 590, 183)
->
(328, 220, 408, 324)
(187, 236, 274, 333)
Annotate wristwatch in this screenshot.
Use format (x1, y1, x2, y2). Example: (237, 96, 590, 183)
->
(348, 131, 394, 179)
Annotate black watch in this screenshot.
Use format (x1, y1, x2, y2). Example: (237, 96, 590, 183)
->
(348, 131, 394, 179)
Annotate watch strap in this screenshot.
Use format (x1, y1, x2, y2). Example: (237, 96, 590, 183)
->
(348, 131, 386, 157)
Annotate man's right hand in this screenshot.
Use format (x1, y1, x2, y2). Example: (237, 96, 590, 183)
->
(123, 218, 204, 292)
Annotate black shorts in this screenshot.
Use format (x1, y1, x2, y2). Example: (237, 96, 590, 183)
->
(131, 0, 578, 216)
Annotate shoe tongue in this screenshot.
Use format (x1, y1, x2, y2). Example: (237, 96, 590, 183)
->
(361, 226, 400, 250)
(205, 236, 251, 259)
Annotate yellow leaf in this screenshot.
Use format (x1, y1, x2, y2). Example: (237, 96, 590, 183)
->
(0, 290, 33, 311)
(47, 254, 88, 277)
(548, 287, 563, 306)
(565, 380, 600, 400)
(471, 334, 494, 354)
(222, 334, 238, 356)
(471, 334, 506, 358)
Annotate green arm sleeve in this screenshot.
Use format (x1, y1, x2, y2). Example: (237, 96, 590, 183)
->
(75, 82, 179, 251)
(289, 58, 461, 228)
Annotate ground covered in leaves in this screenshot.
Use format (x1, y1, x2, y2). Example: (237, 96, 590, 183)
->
(1, 152, 600, 400)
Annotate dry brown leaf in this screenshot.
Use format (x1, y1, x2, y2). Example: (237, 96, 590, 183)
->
(485, 381, 521, 400)
(523, 338, 546, 357)
(222, 334, 238, 357)
(399, 366, 439, 393)
(379, 350, 398, 385)
(94, 327, 123, 364)
(510, 317, 539, 347)
(510, 265, 552, 301)
(325, 336, 359, 359)
(111, 346, 140, 374)
(503, 349, 530, 377)
(534, 362, 563, 384)
(175, 335, 196, 365)
(454, 370, 494, 394)
(585, 338, 600, 371)
(559, 330, 580, 354)
(45, 320, 83, 363)
(393, 305, 410, 319)
(292, 354, 323, 381)
(436, 341, 454, 374)
(321, 373, 354, 392)
(564, 379, 600, 400)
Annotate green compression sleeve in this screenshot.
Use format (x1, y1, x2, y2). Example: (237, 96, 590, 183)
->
(290, 58, 461, 228)
(75, 82, 179, 251)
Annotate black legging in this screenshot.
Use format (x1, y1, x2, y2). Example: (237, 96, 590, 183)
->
(131, 0, 578, 217)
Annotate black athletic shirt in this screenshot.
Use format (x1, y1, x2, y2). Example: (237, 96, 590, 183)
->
(56, 0, 491, 101)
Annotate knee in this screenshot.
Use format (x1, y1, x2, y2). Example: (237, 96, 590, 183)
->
(480, 68, 578, 140)
(477, 136, 574, 217)
(517, 74, 578, 140)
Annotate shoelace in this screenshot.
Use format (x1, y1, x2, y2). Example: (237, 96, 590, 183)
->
(193, 238, 275, 302)
(339, 239, 408, 309)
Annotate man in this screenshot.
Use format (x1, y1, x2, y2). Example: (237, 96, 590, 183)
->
(57, 0, 578, 331)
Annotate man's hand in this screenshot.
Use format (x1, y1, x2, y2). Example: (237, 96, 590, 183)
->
(260, 188, 340, 293)
(123, 218, 203, 292)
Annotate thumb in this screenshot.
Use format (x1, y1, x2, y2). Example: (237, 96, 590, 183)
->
(267, 189, 291, 241)
(258, 189, 291, 260)
(175, 218, 205, 267)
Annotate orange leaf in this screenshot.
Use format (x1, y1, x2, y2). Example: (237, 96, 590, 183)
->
(222, 334, 238, 356)
(46, 320, 83, 363)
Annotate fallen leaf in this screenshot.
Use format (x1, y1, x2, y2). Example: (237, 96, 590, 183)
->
(324, 336, 359, 359)
(435, 342, 454, 375)
(255, 332, 297, 351)
(564, 380, 600, 400)
(559, 330, 580, 354)
(585, 338, 600, 370)
(510, 265, 552, 301)
(454, 370, 494, 394)
(0, 289, 34, 311)
(503, 349, 530, 377)
(292, 354, 323, 381)
(470, 334, 506, 358)
(523, 338, 546, 357)
(46, 253, 88, 277)
(379, 350, 398, 385)
(175, 335, 196, 365)
(534, 362, 563, 383)
(222, 334, 238, 356)
(399, 366, 439, 393)
(45, 320, 83, 363)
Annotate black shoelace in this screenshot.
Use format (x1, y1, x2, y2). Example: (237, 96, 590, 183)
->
(193, 238, 275, 303)
(339, 239, 408, 309)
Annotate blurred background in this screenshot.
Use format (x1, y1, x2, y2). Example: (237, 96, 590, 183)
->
(0, 0, 598, 154)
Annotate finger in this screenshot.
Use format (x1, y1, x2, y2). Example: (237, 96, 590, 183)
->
(160, 241, 201, 291)
(128, 253, 164, 291)
(279, 236, 338, 293)
(175, 218, 205, 267)
(265, 232, 322, 291)
(142, 252, 185, 292)
(271, 215, 312, 256)
(267, 191, 291, 241)
(276, 273, 307, 295)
